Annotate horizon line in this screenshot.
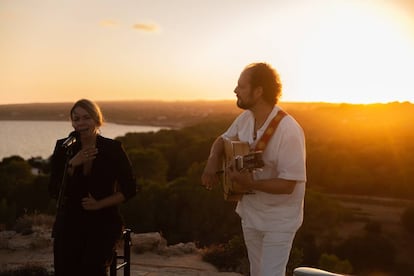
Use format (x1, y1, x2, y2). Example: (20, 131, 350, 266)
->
(0, 99, 412, 106)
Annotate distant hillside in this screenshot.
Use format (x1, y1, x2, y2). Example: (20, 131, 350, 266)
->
(0, 100, 243, 128)
(1, 100, 413, 128)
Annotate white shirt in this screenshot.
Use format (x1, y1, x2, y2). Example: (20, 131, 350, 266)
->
(222, 106, 306, 232)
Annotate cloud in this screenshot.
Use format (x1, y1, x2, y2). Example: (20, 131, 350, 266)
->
(100, 20, 119, 28)
(132, 23, 159, 32)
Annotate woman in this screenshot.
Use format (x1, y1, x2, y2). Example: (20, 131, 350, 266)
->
(49, 99, 136, 276)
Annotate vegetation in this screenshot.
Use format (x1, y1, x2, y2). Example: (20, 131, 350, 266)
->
(0, 264, 51, 276)
(1, 101, 414, 275)
(0, 100, 240, 128)
(201, 235, 249, 274)
(401, 204, 414, 233)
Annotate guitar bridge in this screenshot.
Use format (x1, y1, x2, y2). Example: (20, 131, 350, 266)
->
(234, 155, 245, 171)
(235, 152, 264, 171)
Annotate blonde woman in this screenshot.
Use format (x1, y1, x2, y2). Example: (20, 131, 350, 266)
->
(49, 99, 136, 276)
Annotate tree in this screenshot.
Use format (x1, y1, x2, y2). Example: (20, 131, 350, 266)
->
(0, 198, 17, 228)
(121, 179, 166, 233)
(336, 234, 395, 272)
(13, 175, 51, 214)
(0, 156, 34, 198)
(0, 156, 35, 218)
(127, 148, 168, 183)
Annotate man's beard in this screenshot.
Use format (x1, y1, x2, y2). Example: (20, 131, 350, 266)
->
(237, 96, 254, 110)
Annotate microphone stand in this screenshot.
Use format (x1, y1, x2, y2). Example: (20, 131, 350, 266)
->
(55, 146, 73, 229)
(52, 145, 74, 273)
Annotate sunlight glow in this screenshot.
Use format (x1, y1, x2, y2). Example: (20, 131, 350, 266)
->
(1, 0, 414, 104)
(292, 1, 414, 103)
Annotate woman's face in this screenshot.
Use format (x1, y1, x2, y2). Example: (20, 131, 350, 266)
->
(71, 106, 98, 137)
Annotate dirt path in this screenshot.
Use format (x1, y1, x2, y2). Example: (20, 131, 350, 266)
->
(0, 247, 243, 276)
(128, 252, 242, 275)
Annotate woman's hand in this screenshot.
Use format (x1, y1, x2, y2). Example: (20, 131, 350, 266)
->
(69, 147, 98, 167)
(81, 193, 101, 210)
(82, 192, 126, 211)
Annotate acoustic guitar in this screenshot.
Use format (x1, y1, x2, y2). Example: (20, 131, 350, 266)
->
(221, 137, 264, 201)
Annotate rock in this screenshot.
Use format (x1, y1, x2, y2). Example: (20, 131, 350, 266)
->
(130, 232, 199, 257)
(0, 229, 245, 275)
(0, 230, 17, 239)
(0, 229, 52, 250)
(0, 231, 17, 249)
(7, 234, 32, 250)
(161, 242, 198, 256)
(131, 232, 167, 253)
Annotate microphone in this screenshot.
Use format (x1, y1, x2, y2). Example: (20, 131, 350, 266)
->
(61, 131, 79, 148)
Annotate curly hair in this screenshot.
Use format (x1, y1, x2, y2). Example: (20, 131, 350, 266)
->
(244, 62, 282, 105)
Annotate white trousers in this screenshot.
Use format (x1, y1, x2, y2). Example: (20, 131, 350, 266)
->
(242, 223, 296, 276)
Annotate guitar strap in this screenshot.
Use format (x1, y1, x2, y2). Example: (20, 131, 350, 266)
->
(254, 110, 287, 151)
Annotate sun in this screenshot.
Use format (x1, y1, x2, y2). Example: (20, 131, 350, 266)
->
(292, 1, 414, 104)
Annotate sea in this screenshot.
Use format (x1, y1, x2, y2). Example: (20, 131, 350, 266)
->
(0, 120, 166, 160)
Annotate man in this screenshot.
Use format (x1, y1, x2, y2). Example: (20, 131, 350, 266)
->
(202, 62, 306, 276)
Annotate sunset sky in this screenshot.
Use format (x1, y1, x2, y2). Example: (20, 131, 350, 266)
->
(1, 0, 414, 105)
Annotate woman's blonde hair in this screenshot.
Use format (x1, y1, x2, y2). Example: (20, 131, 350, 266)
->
(70, 99, 104, 127)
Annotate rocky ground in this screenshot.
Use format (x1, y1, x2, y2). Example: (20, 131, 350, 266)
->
(0, 228, 243, 276)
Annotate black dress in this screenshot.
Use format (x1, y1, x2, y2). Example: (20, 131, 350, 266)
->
(49, 135, 136, 276)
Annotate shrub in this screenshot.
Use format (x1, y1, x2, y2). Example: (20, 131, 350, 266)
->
(287, 247, 304, 276)
(13, 215, 33, 235)
(337, 234, 395, 272)
(318, 253, 353, 274)
(202, 235, 248, 274)
(0, 264, 51, 276)
(202, 244, 228, 268)
(13, 213, 55, 235)
(401, 205, 414, 233)
(0, 198, 17, 228)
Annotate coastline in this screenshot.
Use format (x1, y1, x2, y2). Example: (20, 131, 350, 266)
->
(0, 118, 176, 128)
(0, 100, 242, 129)
(0, 121, 167, 160)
